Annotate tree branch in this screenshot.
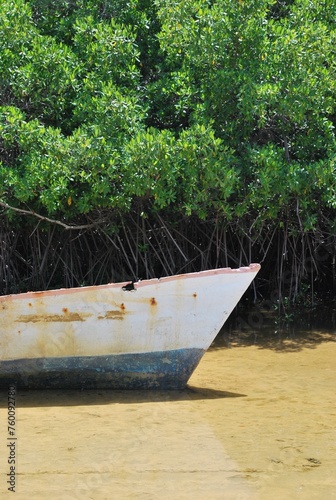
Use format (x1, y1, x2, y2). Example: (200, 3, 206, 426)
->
(0, 201, 105, 230)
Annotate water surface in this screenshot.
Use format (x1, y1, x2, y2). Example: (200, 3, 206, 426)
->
(0, 308, 335, 499)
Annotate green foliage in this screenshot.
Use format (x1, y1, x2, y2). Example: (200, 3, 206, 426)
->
(72, 15, 140, 89)
(123, 124, 237, 216)
(11, 36, 79, 128)
(0, 0, 335, 231)
(0, 106, 134, 214)
(0, 0, 37, 84)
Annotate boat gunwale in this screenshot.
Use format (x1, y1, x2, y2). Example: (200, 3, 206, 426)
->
(0, 263, 260, 301)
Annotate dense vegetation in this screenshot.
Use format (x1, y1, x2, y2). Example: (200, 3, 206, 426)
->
(0, 0, 335, 306)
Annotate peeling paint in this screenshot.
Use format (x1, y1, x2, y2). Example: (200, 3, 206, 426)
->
(98, 310, 125, 320)
(16, 312, 91, 323)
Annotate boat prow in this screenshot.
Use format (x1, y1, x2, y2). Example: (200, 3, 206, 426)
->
(0, 264, 260, 389)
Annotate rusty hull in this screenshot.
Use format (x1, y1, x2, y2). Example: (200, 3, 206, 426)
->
(0, 264, 260, 389)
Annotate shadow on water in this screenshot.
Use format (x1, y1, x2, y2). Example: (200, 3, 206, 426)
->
(0, 386, 246, 409)
(212, 304, 336, 352)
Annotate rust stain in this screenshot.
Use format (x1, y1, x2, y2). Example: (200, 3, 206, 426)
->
(62, 307, 68, 314)
(193, 292, 197, 298)
(98, 310, 125, 320)
(120, 303, 126, 311)
(150, 297, 157, 306)
(16, 312, 90, 323)
(28, 303, 32, 307)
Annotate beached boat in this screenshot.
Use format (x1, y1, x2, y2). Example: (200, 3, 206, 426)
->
(0, 264, 260, 389)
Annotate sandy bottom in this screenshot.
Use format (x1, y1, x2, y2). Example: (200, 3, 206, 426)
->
(0, 331, 335, 499)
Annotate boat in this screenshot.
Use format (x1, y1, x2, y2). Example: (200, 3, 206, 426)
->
(0, 264, 260, 390)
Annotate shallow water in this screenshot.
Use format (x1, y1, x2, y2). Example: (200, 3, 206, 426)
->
(0, 308, 335, 499)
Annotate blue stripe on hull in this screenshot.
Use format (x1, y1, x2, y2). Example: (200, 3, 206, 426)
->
(0, 348, 205, 390)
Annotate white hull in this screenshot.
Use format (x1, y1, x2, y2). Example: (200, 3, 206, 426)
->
(0, 264, 260, 389)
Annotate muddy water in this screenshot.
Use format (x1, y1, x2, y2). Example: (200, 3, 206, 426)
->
(0, 310, 335, 499)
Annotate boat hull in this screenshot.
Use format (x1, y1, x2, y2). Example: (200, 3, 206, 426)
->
(0, 348, 204, 390)
(0, 264, 260, 389)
